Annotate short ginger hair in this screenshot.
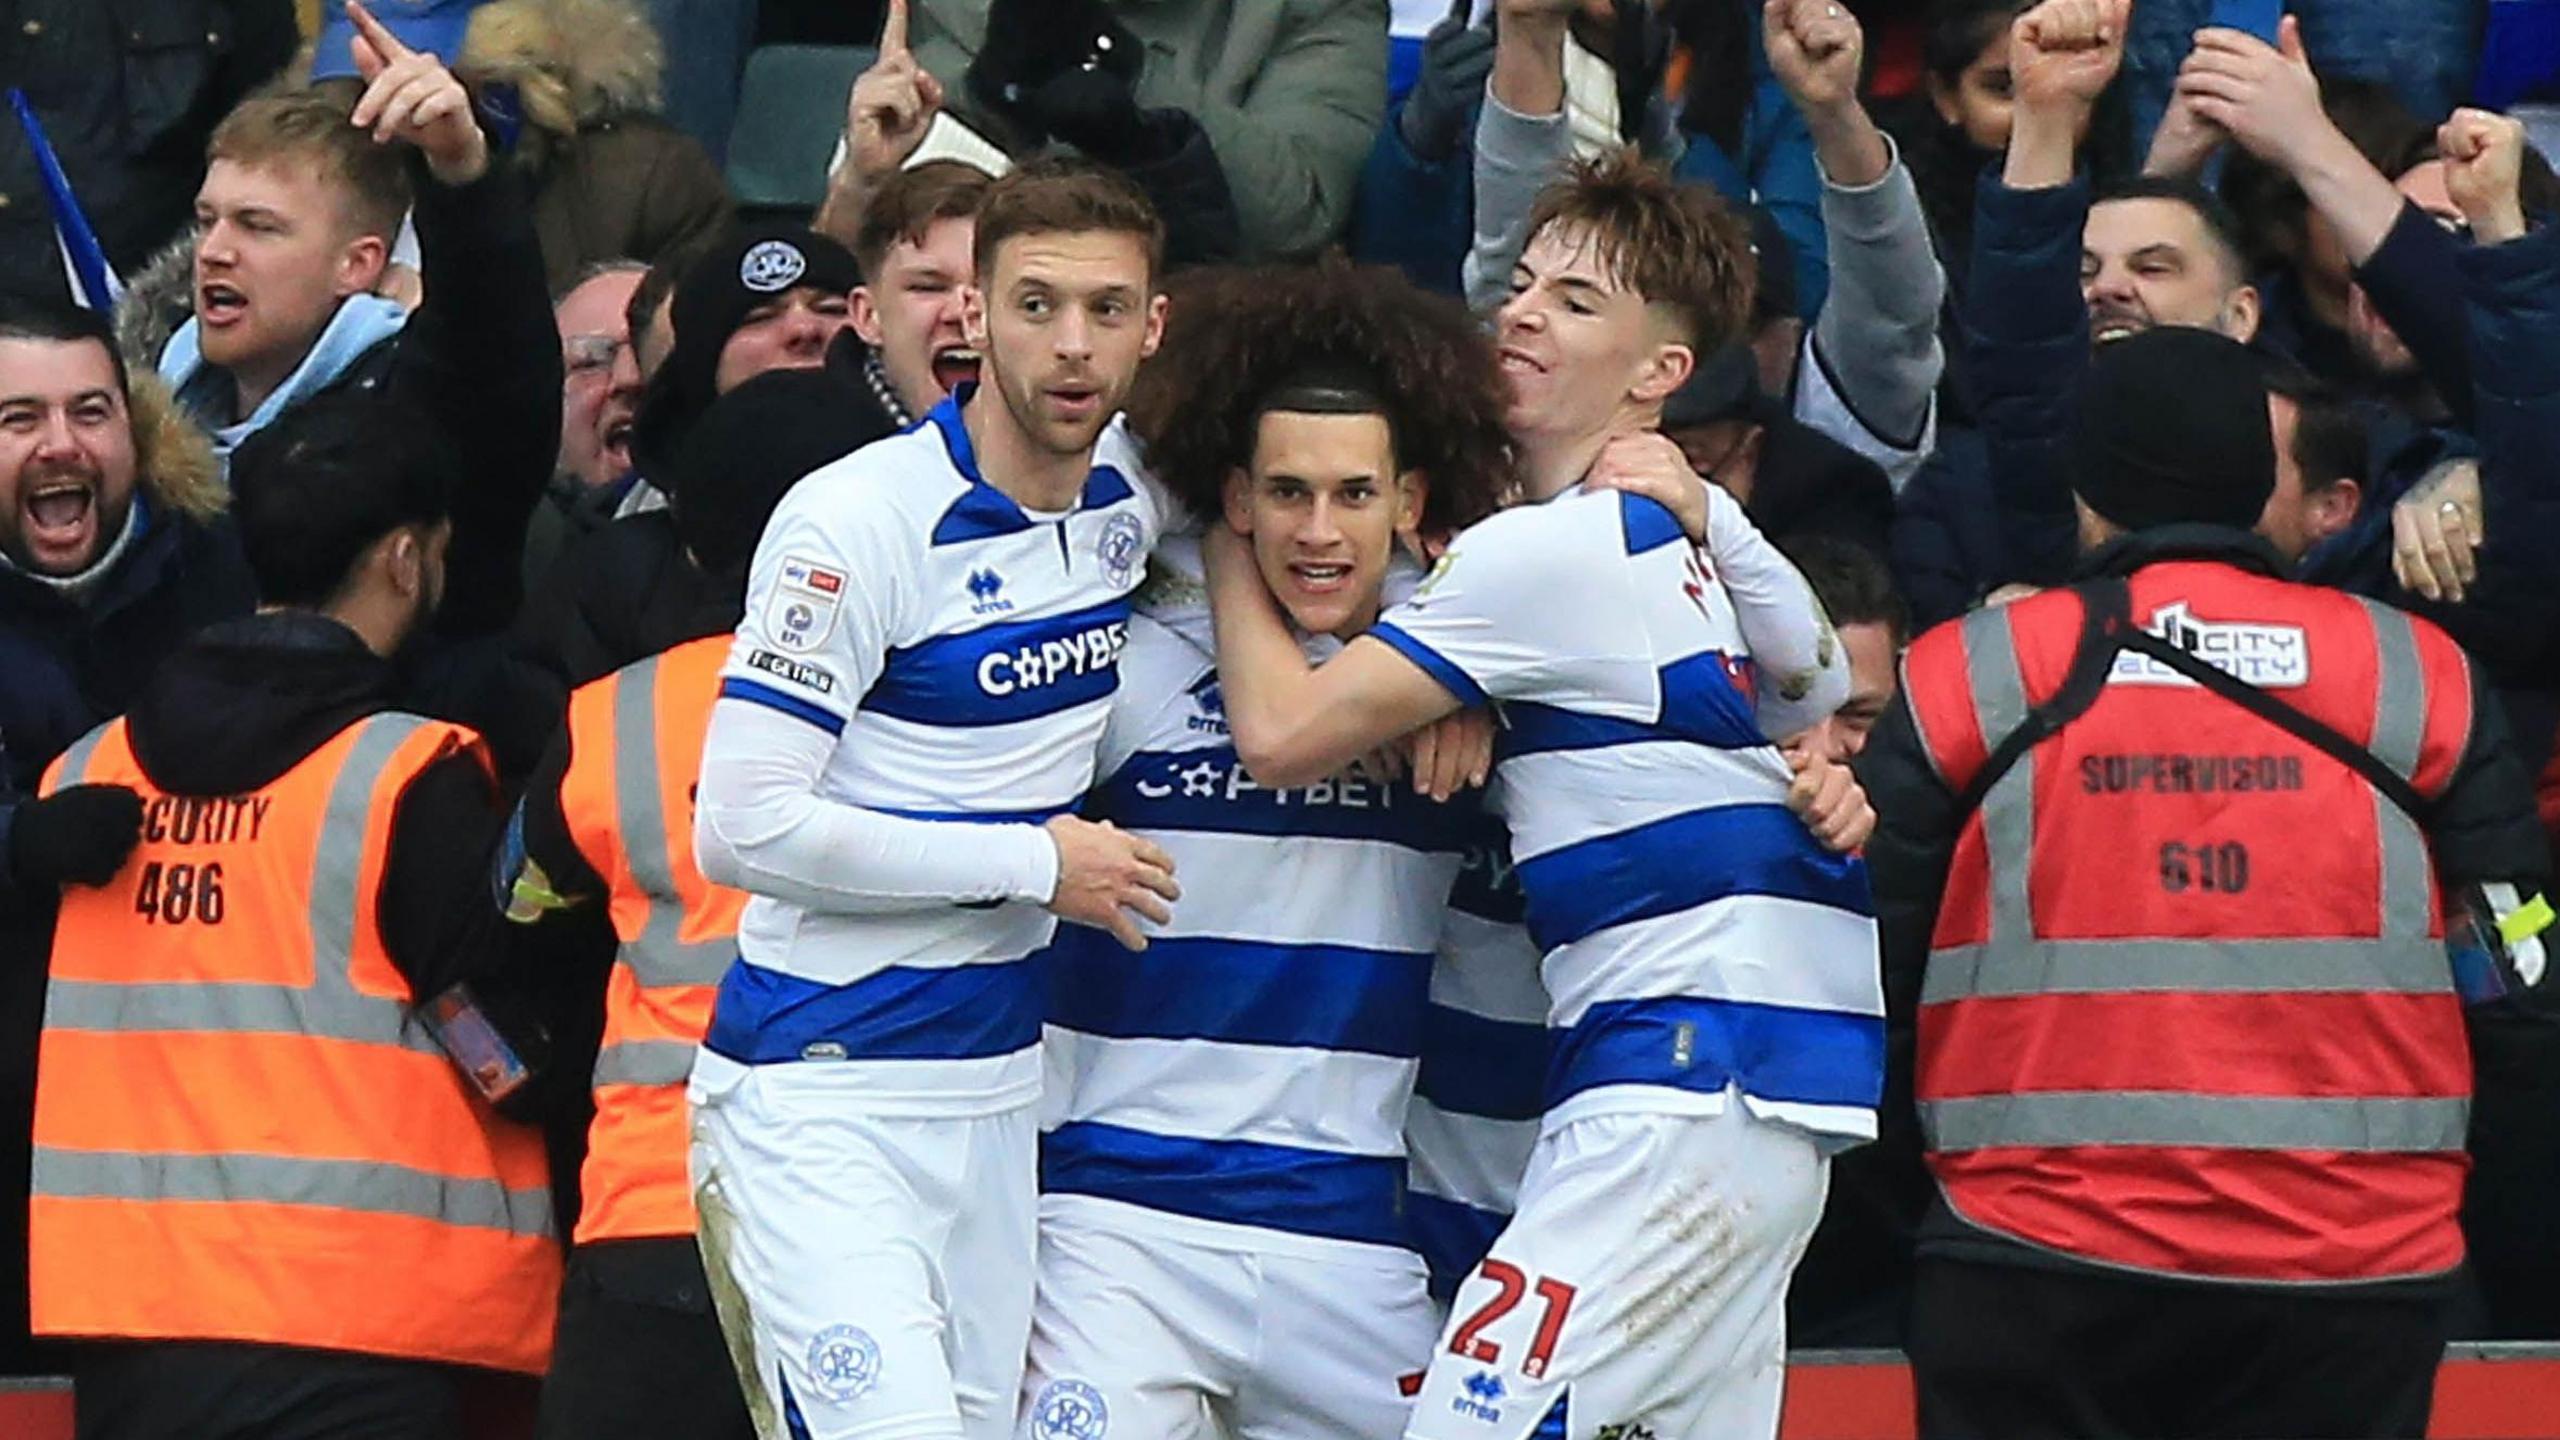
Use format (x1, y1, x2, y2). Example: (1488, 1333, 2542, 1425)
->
(1524, 148, 1756, 355)
(207, 80, 412, 243)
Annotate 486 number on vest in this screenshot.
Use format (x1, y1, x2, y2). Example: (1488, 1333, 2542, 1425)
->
(132, 861, 227, 925)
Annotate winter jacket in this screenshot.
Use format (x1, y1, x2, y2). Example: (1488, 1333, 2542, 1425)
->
(1889, 424, 2001, 631)
(903, 0, 1388, 260)
(0, 0, 298, 303)
(452, 0, 731, 292)
(1347, 93, 1474, 299)
(0, 378, 245, 885)
(146, 149, 562, 644)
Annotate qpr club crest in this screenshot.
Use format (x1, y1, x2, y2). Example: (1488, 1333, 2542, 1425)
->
(740, 239, 809, 293)
(1032, 1378, 1110, 1440)
(1096, 511, 1145, 590)
(806, 1324, 881, 1401)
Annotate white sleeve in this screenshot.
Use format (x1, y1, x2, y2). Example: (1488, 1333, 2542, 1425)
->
(1368, 511, 1622, 709)
(693, 474, 1061, 912)
(694, 702, 1058, 912)
(1704, 484, 1850, 738)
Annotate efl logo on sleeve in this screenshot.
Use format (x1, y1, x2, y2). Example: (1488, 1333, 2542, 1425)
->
(768, 555, 847, 652)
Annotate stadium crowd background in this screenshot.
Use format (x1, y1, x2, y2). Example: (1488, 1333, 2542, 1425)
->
(4, 0, 2560, 1435)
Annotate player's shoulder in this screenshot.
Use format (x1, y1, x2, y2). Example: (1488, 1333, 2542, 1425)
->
(1442, 489, 1628, 572)
(1126, 602, 1211, 667)
(772, 417, 974, 541)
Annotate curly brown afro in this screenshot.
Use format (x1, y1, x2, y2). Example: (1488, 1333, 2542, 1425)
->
(1130, 258, 1516, 536)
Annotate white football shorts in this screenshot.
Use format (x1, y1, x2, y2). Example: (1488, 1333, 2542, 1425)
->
(1018, 1198, 1441, 1440)
(1403, 1101, 1828, 1440)
(691, 1052, 1039, 1440)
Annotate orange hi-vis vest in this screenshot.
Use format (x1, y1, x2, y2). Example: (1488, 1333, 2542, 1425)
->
(555, 633, 742, 1246)
(1903, 562, 2476, 1285)
(32, 712, 560, 1374)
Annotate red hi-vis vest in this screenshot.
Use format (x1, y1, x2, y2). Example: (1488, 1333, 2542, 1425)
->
(554, 634, 742, 1246)
(1904, 561, 2475, 1285)
(31, 712, 560, 1373)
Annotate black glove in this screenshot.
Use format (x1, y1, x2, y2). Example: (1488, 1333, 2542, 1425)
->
(1399, 16, 1497, 164)
(1028, 66, 1155, 163)
(966, 0, 1143, 147)
(8, 784, 144, 890)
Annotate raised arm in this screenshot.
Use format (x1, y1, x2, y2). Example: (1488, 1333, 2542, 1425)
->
(1464, 0, 1581, 314)
(1767, 0, 1943, 469)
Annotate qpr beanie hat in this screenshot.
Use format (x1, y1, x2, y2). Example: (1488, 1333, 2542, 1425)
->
(2071, 326, 2275, 534)
(634, 228, 863, 480)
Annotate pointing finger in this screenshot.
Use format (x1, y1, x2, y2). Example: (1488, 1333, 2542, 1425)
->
(344, 1, 415, 65)
(881, 0, 910, 57)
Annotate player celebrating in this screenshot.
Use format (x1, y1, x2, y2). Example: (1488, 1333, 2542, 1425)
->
(688, 159, 1185, 1440)
(1204, 152, 1884, 1440)
(1018, 261, 1515, 1440)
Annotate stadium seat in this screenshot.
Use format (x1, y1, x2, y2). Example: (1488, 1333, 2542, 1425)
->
(725, 44, 877, 215)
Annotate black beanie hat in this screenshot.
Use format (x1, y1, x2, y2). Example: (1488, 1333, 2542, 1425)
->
(671, 368, 877, 581)
(2071, 327, 2274, 533)
(634, 227, 864, 479)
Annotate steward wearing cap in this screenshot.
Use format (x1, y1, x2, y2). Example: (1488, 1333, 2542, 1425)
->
(29, 391, 560, 1440)
(1861, 328, 2557, 1440)
(500, 370, 878, 1440)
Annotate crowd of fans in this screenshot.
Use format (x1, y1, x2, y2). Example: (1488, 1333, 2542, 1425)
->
(5, 0, 2560, 1423)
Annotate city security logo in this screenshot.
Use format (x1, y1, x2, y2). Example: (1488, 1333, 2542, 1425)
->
(2111, 600, 2310, 689)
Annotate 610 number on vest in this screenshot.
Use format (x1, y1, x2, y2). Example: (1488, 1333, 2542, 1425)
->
(132, 861, 226, 925)
(2159, 840, 2249, 895)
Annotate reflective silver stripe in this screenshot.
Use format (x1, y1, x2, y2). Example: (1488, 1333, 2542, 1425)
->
(31, 1147, 552, 1238)
(2363, 604, 2436, 944)
(1963, 608, 2035, 948)
(1921, 1092, 2469, 1153)
(609, 655, 735, 992)
(612, 656, 672, 899)
(45, 980, 410, 1039)
(2364, 603, 2427, 782)
(44, 714, 444, 1054)
(1921, 936, 2458, 1004)
(309, 714, 433, 977)
(49, 724, 112, 789)
(592, 1039, 700, 1087)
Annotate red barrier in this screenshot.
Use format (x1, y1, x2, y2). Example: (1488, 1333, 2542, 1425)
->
(1775, 1345, 2560, 1440)
(10, 1346, 2558, 1438)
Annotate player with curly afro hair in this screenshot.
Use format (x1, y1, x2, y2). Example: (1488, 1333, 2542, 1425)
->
(1131, 258, 1517, 544)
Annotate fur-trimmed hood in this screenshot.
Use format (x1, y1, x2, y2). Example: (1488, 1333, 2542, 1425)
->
(129, 367, 225, 522)
(458, 0, 664, 136)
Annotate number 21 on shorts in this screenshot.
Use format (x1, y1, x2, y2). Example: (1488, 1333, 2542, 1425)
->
(1448, 1260, 1578, 1380)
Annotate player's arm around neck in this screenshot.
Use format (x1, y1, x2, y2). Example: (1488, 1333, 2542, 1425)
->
(1205, 526, 1463, 791)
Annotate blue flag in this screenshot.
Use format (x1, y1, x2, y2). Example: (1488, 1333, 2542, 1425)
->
(7, 88, 124, 311)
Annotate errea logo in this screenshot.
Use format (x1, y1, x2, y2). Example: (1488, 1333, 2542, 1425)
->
(967, 567, 1012, 615)
(1453, 1370, 1507, 1425)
